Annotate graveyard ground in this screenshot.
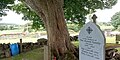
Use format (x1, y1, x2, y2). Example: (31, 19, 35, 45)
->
(0, 25, 119, 60)
(1, 48, 44, 60)
(72, 36, 120, 53)
(1, 36, 120, 60)
(73, 36, 117, 47)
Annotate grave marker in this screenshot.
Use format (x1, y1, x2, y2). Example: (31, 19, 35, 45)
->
(78, 22, 105, 60)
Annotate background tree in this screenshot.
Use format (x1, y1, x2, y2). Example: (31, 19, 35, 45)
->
(0, 0, 118, 60)
(11, 3, 44, 30)
(10, 0, 118, 29)
(64, 0, 117, 27)
(0, 25, 7, 31)
(111, 11, 120, 29)
(0, 0, 14, 16)
(98, 22, 111, 26)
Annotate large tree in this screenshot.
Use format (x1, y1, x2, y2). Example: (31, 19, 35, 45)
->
(23, 1, 78, 60)
(10, 0, 118, 29)
(0, 0, 117, 60)
(22, 0, 117, 60)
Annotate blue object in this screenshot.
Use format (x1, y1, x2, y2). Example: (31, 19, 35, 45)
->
(10, 43, 19, 56)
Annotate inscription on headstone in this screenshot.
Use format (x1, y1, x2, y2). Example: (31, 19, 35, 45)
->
(78, 22, 105, 60)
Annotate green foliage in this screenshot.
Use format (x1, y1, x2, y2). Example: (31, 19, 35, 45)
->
(28, 28, 33, 32)
(98, 22, 111, 26)
(104, 0, 118, 9)
(0, 0, 118, 30)
(0, 25, 6, 31)
(67, 24, 80, 32)
(9, 26, 14, 30)
(111, 11, 120, 29)
(72, 41, 79, 47)
(23, 27, 27, 32)
(64, 0, 117, 27)
(0, 0, 15, 16)
(11, 3, 44, 30)
(0, 25, 18, 31)
(117, 25, 120, 31)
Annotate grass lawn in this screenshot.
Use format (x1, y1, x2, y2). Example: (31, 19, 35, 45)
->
(72, 36, 116, 46)
(106, 36, 116, 43)
(1, 48, 44, 60)
(72, 36, 120, 50)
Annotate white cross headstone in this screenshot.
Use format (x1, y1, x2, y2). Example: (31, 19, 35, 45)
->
(78, 22, 105, 60)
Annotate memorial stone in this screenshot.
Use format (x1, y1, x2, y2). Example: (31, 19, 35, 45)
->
(78, 22, 105, 60)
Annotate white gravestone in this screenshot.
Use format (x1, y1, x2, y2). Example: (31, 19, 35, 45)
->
(78, 22, 105, 60)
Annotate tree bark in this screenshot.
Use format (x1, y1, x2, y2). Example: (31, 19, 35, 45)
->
(24, 0, 78, 60)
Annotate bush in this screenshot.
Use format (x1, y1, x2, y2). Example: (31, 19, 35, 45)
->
(67, 24, 80, 32)
(117, 25, 120, 31)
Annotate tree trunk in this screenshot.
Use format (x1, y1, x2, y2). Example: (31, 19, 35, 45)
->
(24, 0, 78, 60)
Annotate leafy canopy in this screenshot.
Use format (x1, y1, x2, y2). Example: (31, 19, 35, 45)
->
(0, 0, 118, 30)
(111, 11, 120, 29)
(64, 0, 117, 26)
(0, 0, 14, 16)
(11, 3, 44, 30)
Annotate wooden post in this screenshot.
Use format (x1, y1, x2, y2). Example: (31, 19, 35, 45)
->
(116, 35, 119, 44)
(92, 14, 97, 24)
(20, 39, 22, 53)
(44, 45, 48, 60)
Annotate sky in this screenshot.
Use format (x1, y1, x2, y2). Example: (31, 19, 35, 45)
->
(0, 11, 29, 25)
(0, 0, 120, 25)
(89, 0, 120, 22)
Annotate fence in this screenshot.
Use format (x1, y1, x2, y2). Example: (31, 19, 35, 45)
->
(0, 38, 47, 59)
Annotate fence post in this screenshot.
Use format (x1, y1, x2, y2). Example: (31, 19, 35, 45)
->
(116, 35, 119, 44)
(20, 39, 22, 53)
(44, 45, 48, 60)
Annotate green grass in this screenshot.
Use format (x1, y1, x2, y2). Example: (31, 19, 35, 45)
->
(106, 36, 116, 43)
(116, 48, 120, 52)
(72, 36, 116, 46)
(100, 25, 114, 30)
(1, 48, 44, 60)
(72, 41, 79, 47)
(72, 36, 120, 52)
